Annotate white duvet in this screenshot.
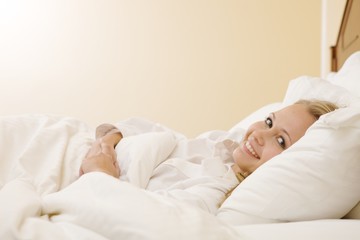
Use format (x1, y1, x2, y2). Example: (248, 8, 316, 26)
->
(0, 114, 246, 240)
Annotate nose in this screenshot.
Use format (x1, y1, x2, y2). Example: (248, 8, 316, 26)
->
(250, 128, 271, 146)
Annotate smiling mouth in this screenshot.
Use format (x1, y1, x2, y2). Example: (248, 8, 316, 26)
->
(245, 141, 259, 159)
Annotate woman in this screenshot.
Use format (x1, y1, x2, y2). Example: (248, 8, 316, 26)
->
(79, 99, 338, 213)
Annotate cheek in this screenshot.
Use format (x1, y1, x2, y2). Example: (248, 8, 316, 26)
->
(232, 146, 250, 168)
(232, 145, 256, 173)
(244, 122, 261, 139)
(232, 146, 243, 161)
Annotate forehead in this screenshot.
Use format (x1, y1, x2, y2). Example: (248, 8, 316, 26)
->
(275, 104, 309, 118)
(273, 104, 316, 142)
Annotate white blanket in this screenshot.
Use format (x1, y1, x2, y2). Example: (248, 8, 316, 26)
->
(0, 115, 249, 240)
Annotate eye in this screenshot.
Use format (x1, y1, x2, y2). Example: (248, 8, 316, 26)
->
(265, 116, 287, 149)
(277, 136, 286, 149)
(265, 117, 273, 128)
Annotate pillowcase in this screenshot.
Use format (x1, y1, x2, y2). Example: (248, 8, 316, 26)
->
(217, 101, 360, 224)
(282, 75, 358, 107)
(327, 51, 360, 97)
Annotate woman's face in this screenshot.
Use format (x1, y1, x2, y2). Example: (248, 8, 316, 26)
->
(232, 103, 316, 175)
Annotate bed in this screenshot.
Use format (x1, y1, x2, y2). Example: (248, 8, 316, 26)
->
(1, 1, 360, 239)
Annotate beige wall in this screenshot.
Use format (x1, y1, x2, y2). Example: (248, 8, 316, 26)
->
(0, 0, 324, 137)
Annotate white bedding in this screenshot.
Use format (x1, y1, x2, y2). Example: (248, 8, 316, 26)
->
(0, 114, 247, 240)
(1, 114, 359, 240)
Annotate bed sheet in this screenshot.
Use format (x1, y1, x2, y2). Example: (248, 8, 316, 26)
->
(234, 219, 360, 240)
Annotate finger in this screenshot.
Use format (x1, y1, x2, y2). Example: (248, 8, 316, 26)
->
(86, 140, 102, 157)
(100, 142, 117, 158)
(114, 159, 121, 177)
(96, 123, 118, 139)
(101, 132, 122, 148)
(81, 154, 119, 178)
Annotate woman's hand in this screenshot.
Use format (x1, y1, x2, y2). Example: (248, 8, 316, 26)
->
(95, 123, 123, 147)
(79, 123, 123, 178)
(79, 139, 121, 178)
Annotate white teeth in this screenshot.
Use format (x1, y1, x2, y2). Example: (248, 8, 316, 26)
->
(245, 141, 259, 158)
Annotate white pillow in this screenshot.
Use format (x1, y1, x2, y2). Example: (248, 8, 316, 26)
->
(217, 102, 360, 224)
(327, 51, 360, 97)
(282, 75, 358, 107)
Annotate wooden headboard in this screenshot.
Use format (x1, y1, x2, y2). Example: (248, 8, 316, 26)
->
(331, 0, 360, 71)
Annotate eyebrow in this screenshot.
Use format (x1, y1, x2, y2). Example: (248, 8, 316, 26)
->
(271, 112, 293, 145)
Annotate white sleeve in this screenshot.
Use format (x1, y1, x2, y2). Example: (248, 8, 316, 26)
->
(117, 131, 177, 188)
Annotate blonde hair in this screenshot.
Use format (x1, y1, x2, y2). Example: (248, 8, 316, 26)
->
(220, 99, 338, 206)
(295, 99, 339, 120)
